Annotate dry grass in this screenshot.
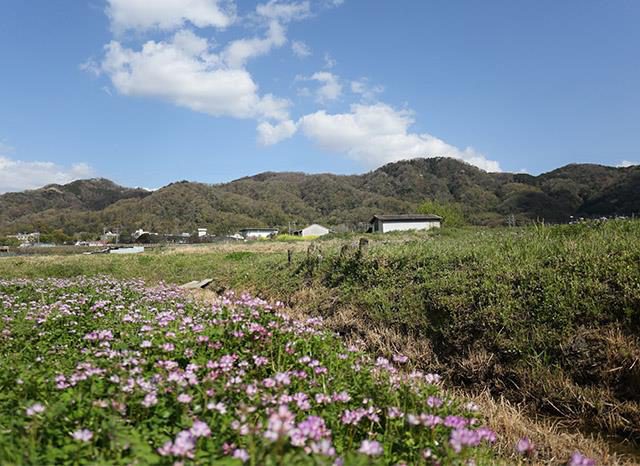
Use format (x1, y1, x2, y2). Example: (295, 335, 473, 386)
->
(469, 391, 639, 465)
(212, 290, 639, 466)
(160, 241, 313, 255)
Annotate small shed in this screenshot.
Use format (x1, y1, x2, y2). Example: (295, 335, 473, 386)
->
(293, 224, 330, 237)
(239, 228, 279, 239)
(109, 246, 145, 254)
(370, 214, 442, 233)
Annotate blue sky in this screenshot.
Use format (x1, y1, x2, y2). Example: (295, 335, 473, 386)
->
(0, 0, 639, 192)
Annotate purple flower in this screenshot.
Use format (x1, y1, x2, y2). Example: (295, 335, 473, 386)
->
(568, 452, 596, 466)
(71, 429, 93, 442)
(142, 392, 158, 407)
(171, 430, 195, 458)
(157, 440, 173, 456)
(427, 396, 443, 408)
(358, 440, 383, 457)
(310, 439, 336, 457)
(190, 419, 211, 438)
(233, 448, 249, 463)
(264, 405, 295, 442)
(162, 342, 175, 352)
(516, 437, 535, 456)
(393, 354, 409, 364)
(177, 393, 192, 404)
(26, 402, 45, 416)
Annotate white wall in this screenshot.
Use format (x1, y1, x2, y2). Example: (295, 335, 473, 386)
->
(301, 224, 330, 236)
(243, 230, 277, 238)
(381, 220, 440, 233)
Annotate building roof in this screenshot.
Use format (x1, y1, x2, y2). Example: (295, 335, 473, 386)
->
(239, 227, 279, 232)
(293, 223, 329, 232)
(370, 214, 443, 223)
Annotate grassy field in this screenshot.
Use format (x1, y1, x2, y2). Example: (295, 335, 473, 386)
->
(1, 277, 506, 465)
(1, 222, 639, 463)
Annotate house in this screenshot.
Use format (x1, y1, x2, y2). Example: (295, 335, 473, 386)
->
(239, 228, 279, 239)
(369, 214, 442, 233)
(293, 224, 331, 237)
(101, 230, 120, 243)
(133, 229, 158, 243)
(197, 228, 208, 238)
(8, 232, 40, 245)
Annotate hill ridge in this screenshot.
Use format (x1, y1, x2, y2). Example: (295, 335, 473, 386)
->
(1, 157, 638, 236)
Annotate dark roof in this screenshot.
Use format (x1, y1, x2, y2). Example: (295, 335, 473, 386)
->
(370, 214, 443, 223)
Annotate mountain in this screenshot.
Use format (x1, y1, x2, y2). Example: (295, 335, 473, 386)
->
(1, 158, 638, 237)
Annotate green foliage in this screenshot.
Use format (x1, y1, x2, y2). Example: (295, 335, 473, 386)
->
(275, 234, 318, 242)
(418, 200, 467, 227)
(0, 236, 19, 247)
(3, 221, 639, 442)
(2, 158, 639, 237)
(0, 278, 498, 465)
(39, 229, 73, 245)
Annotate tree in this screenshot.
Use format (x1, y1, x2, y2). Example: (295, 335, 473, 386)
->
(418, 200, 467, 227)
(0, 237, 19, 247)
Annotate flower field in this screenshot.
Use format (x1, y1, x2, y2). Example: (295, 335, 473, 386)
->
(0, 277, 503, 465)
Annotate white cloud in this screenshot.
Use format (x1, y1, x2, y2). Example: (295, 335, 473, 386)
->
(223, 1, 310, 68)
(98, 30, 290, 121)
(255, 0, 310, 22)
(298, 71, 342, 103)
(106, 0, 236, 33)
(89, 0, 499, 172)
(616, 160, 638, 168)
(257, 120, 298, 145)
(0, 157, 94, 194)
(351, 78, 384, 101)
(291, 40, 311, 58)
(323, 52, 336, 69)
(223, 20, 287, 68)
(298, 103, 501, 171)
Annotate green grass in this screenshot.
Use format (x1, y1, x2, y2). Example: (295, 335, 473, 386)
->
(0, 277, 498, 465)
(2, 221, 639, 443)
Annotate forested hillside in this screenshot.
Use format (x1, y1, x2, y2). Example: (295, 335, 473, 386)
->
(1, 158, 638, 237)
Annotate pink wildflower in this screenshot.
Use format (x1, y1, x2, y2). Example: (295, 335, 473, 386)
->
(142, 392, 158, 407)
(358, 440, 383, 456)
(233, 448, 249, 463)
(177, 393, 192, 404)
(568, 452, 596, 466)
(190, 419, 211, 437)
(393, 354, 409, 363)
(26, 402, 45, 416)
(427, 396, 443, 408)
(71, 429, 93, 442)
(516, 437, 536, 456)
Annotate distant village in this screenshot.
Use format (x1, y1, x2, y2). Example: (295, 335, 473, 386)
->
(1, 214, 444, 250)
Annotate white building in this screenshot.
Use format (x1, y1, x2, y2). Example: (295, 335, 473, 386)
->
(8, 232, 40, 244)
(370, 214, 442, 233)
(101, 230, 120, 243)
(109, 246, 144, 254)
(197, 228, 208, 238)
(239, 228, 279, 239)
(294, 224, 330, 237)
